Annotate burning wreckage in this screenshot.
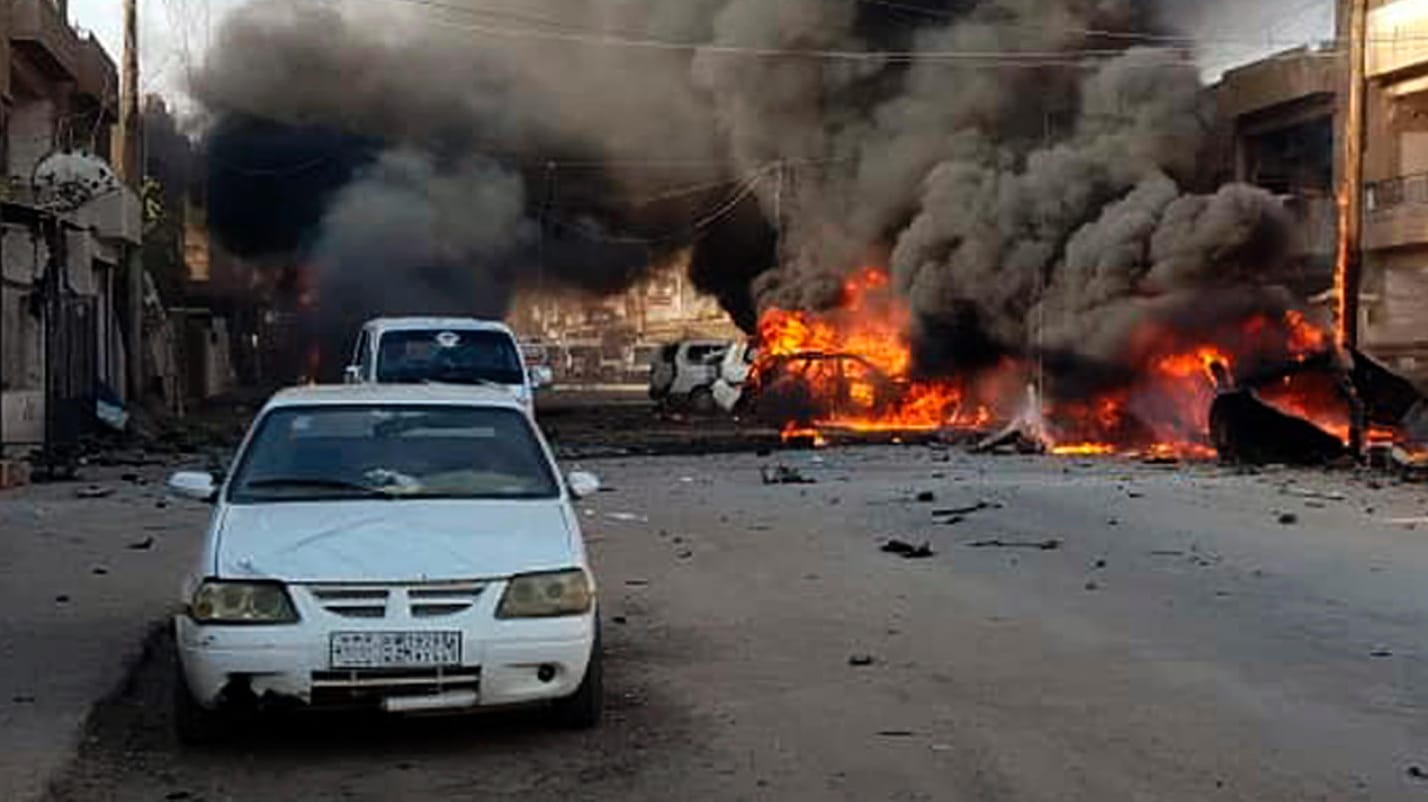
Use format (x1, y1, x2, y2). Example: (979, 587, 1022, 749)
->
(726, 268, 1428, 469)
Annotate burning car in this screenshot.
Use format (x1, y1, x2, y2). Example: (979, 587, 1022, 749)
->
(749, 351, 909, 428)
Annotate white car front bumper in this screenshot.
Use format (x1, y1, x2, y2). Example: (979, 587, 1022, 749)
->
(175, 581, 594, 713)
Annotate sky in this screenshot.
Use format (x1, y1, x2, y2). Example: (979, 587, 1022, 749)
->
(69, 0, 1337, 111)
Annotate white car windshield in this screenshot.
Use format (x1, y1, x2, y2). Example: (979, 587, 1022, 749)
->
(377, 330, 524, 386)
(228, 405, 559, 503)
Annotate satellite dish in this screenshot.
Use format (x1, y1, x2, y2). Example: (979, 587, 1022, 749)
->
(31, 151, 121, 212)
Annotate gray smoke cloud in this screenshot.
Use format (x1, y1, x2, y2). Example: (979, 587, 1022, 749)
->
(314, 150, 530, 324)
(195, 0, 1311, 388)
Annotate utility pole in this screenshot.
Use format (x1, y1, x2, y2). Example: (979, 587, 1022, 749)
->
(118, 0, 143, 403)
(1337, 0, 1370, 457)
(1337, 0, 1367, 353)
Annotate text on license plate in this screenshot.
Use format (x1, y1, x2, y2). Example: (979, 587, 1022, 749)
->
(330, 631, 462, 668)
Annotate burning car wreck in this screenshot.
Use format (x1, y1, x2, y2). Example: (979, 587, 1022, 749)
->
(721, 265, 1428, 467)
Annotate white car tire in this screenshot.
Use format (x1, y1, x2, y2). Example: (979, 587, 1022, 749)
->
(550, 624, 604, 730)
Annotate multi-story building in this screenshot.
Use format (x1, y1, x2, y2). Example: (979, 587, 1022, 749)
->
(509, 252, 742, 384)
(1212, 45, 1340, 299)
(1360, 0, 1428, 380)
(1213, 0, 1428, 385)
(1, 0, 142, 463)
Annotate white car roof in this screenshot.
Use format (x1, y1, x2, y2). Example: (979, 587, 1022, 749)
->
(363, 317, 516, 336)
(265, 383, 528, 411)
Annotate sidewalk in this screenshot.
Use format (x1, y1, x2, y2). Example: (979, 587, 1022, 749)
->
(0, 463, 208, 802)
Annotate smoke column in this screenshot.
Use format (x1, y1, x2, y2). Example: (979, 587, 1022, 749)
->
(193, 0, 1314, 386)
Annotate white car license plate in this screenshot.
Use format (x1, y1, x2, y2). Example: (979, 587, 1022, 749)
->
(330, 631, 462, 669)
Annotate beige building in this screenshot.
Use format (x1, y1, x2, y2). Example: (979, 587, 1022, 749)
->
(1360, 0, 1428, 380)
(509, 252, 741, 384)
(1213, 46, 1341, 298)
(1, 0, 142, 458)
(1212, 1, 1428, 384)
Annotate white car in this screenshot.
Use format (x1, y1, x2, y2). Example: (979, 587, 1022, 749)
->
(344, 318, 553, 412)
(648, 339, 731, 412)
(166, 384, 603, 743)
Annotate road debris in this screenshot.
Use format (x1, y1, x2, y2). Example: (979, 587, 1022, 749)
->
(876, 730, 917, 738)
(126, 536, 155, 550)
(847, 654, 877, 667)
(54, 595, 70, 604)
(932, 500, 1001, 517)
(881, 539, 936, 559)
(1286, 487, 1346, 502)
(1408, 765, 1428, 780)
(1370, 646, 1394, 658)
(761, 464, 816, 485)
(967, 538, 1062, 551)
(606, 512, 649, 523)
(1277, 513, 1299, 525)
(1084, 581, 1101, 591)
(74, 485, 114, 499)
(91, 566, 108, 576)
(914, 491, 936, 503)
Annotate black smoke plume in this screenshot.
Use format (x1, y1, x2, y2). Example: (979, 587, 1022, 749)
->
(192, 0, 1313, 389)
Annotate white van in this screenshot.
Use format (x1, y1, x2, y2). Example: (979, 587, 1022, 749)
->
(345, 318, 551, 412)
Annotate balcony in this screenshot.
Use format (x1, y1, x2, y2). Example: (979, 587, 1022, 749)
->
(1369, 0, 1428, 79)
(1366, 173, 1428, 250)
(75, 36, 118, 116)
(9, 0, 80, 82)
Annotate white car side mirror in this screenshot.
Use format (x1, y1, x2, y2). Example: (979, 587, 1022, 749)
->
(567, 471, 601, 499)
(168, 471, 218, 503)
(343, 365, 363, 384)
(530, 365, 554, 389)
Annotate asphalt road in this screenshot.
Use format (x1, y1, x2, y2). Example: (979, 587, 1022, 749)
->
(39, 442, 1428, 801)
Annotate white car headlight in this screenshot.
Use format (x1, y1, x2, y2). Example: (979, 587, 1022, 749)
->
(189, 581, 299, 624)
(497, 569, 593, 619)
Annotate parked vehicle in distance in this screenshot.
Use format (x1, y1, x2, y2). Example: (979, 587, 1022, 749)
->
(648, 339, 731, 413)
(344, 318, 552, 412)
(711, 340, 759, 414)
(166, 384, 603, 743)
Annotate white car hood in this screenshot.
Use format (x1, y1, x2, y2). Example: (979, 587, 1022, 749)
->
(214, 500, 576, 583)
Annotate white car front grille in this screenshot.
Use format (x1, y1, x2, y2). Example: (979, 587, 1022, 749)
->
(306, 582, 487, 619)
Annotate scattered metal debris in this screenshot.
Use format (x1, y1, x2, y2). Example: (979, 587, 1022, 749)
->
(967, 538, 1062, 551)
(881, 539, 936, 559)
(932, 501, 1001, 517)
(761, 464, 816, 485)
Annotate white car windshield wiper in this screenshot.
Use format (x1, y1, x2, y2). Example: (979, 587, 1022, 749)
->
(241, 477, 400, 499)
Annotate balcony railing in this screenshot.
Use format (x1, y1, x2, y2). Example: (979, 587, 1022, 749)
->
(1367, 173, 1428, 212)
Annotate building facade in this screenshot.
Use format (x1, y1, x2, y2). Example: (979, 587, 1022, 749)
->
(1, 0, 142, 459)
(1360, 0, 1428, 380)
(1213, 0, 1428, 385)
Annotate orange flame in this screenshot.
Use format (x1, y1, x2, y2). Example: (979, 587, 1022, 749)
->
(755, 268, 992, 434)
(755, 269, 1349, 460)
